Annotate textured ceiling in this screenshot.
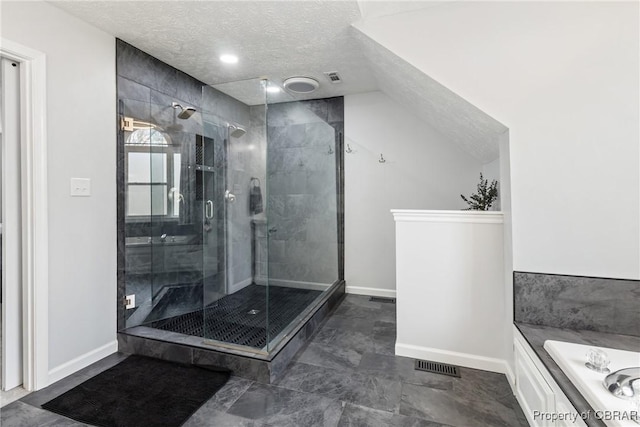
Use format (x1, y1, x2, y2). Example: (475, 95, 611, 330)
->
(50, 0, 503, 162)
(353, 28, 506, 163)
(51, 1, 377, 103)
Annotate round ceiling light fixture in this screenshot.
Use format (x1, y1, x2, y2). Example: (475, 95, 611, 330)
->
(283, 76, 319, 94)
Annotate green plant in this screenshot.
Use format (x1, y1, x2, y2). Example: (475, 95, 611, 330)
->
(461, 173, 499, 211)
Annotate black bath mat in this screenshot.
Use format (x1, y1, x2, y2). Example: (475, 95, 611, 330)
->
(41, 355, 231, 427)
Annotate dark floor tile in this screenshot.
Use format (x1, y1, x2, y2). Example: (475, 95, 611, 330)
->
(226, 383, 344, 426)
(372, 339, 396, 356)
(275, 362, 402, 412)
(183, 408, 264, 427)
(198, 376, 254, 412)
(399, 383, 524, 427)
(339, 295, 382, 310)
(0, 401, 88, 426)
(338, 403, 451, 427)
(357, 353, 453, 389)
(332, 303, 380, 320)
(321, 315, 375, 335)
(371, 321, 397, 356)
(373, 321, 397, 337)
(296, 342, 363, 372)
(453, 368, 519, 410)
(312, 327, 376, 355)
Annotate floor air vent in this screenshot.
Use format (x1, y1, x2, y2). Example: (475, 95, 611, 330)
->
(414, 359, 461, 377)
(369, 296, 396, 304)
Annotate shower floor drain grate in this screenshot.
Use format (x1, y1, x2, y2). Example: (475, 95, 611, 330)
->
(415, 359, 460, 377)
(149, 285, 321, 348)
(369, 296, 396, 304)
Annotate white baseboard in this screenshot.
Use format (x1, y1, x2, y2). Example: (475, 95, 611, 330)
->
(47, 340, 118, 385)
(505, 363, 516, 393)
(254, 278, 331, 292)
(395, 343, 508, 374)
(228, 277, 252, 294)
(345, 286, 396, 298)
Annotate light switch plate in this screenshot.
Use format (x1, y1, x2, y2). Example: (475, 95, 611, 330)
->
(70, 178, 91, 197)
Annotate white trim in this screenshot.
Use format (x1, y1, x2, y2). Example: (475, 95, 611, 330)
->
(254, 278, 332, 292)
(395, 342, 509, 374)
(505, 364, 516, 391)
(1, 38, 49, 391)
(47, 341, 117, 385)
(345, 286, 396, 298)
(391, 209, 504, 224)
(228, 277, 252, 294)
(1, 57, 23, 391)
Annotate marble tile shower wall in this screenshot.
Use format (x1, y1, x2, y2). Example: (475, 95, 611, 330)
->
(226, 105, 267, 290)
(265, 99, 343, 286)
(514, 271, 640, 336)
(116, 39, 252, 329)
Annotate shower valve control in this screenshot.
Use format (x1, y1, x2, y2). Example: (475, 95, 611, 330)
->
(225, 190, 236, 203)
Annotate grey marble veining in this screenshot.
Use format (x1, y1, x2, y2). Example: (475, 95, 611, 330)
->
(372, 320, 397, 356)
(399, 383, 524, 427)
(226, 383, 344, 427)
(338, 403, 451, 427)
(1, 401, 88, 427)
(514, 271, 640, 336)
(275, 362, 403, 413)
(356, 353, 453, 390)
(265, 97, 342, 287)
(516, 322, 640, 427)
(9, 294, 525, 427)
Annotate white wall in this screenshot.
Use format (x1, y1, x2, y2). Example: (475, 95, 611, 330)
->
(393, 210, 506, 373)
(355, 1, 640, 280)
(345, 91, 483, 295)
(2, 1, 117, 377)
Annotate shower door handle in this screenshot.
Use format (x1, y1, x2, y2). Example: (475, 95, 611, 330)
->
(205, 200, 214, 219)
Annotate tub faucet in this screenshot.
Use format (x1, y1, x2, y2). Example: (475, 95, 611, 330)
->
(604, 367, 640, 400)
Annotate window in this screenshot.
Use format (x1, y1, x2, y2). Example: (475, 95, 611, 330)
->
(125, 128, 181, 218)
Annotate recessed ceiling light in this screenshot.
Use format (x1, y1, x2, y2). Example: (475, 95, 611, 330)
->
(266, 86, 281, 94)
(220, 54, 238, 64)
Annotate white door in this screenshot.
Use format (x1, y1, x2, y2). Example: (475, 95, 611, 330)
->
(1, 56, 23, 391)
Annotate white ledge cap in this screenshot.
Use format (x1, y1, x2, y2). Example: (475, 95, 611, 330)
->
(391, 209, 504, 224)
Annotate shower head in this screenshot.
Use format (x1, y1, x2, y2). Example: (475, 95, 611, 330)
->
(171, 102, 196, 119)
(229, 124, 246, 138)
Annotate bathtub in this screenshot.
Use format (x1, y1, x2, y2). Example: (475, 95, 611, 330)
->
(544, 340, 640, 427)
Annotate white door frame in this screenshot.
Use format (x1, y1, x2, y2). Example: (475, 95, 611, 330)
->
(0, 38, 49, 391)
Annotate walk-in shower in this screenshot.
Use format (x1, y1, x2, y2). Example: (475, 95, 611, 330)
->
(116, 41, 343, 370)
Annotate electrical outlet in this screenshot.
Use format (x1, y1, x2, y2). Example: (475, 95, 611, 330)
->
(125, 294, 135, 309)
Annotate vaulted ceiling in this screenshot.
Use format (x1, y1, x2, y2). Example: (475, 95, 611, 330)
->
(50, 0, 505, 162)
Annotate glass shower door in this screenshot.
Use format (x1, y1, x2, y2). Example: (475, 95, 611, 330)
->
(201, 78, 269, 351)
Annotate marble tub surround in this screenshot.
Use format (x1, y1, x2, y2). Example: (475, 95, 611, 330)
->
(515, 323, 640, 427)
(4, 294, 526, 427)
(514, 271, 640, 336)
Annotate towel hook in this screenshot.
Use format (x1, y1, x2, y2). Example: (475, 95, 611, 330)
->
(345, 144, 353, 153)
(379, 153, 386, 163)
(328, 145, 334, 155)
(250, 177, 261, 187)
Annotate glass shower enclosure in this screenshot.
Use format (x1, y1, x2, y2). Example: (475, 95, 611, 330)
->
(119, 77, 342, 354)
